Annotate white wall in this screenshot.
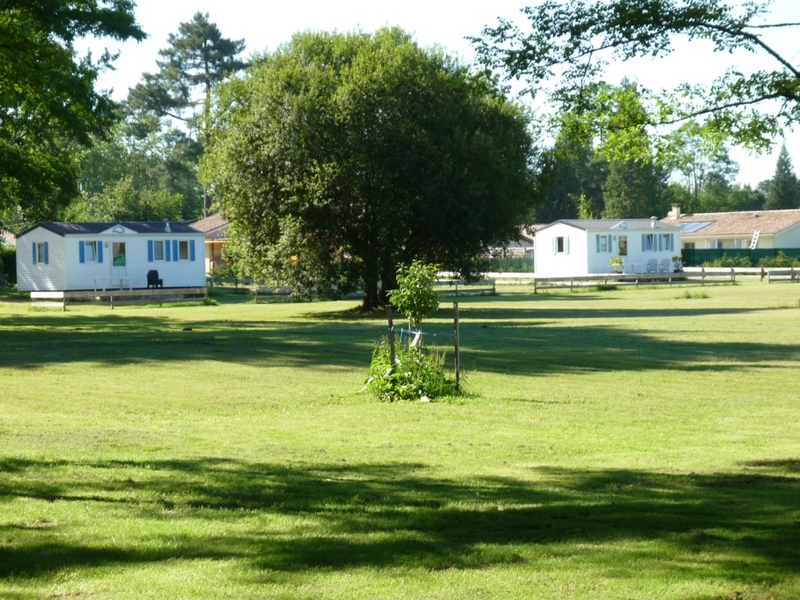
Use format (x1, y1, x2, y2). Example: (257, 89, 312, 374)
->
(616, 230, 679, 273)
(17, 229, 206, 291)
(775, 223, 800, 248)
(16, 228, 66, 291)
(535, 224, 681, 277)
(534, 223, 588, 277)
(63, 234, 205, 290)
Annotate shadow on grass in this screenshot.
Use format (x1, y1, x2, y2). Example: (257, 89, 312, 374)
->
(1, 297, 797, 373)
(0, 457, 798, 582)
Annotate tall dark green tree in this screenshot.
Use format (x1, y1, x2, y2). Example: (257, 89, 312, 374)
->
(535, 116, 607, 222)
(603, 159, 672, 218)
(0, 0, 144, 224)
(764, 144, 800, 210)
(128, 12, 247, 139)
(127, 12, 247, 216)
(203, 29, 538, 309)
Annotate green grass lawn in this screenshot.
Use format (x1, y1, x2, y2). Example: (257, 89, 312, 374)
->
(1, 282, 799, 599)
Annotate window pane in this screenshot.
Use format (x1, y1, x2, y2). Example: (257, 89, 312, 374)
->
(154, 241, 164, 261)
(179, 240, 189, 260)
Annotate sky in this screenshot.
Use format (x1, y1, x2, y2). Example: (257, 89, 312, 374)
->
(82, 0, 800, 188)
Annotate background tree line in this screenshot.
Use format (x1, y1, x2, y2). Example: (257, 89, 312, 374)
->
(3, 0, 800, 300)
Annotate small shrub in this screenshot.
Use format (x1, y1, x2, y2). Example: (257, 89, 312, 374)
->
(364, 338, 458, 402)
(388, 260, 440, 329)
(705, 254, 751, 268)
(595, 284, 618, 291)
(677, 290, 709, 299)
(760, 252, 800, 268)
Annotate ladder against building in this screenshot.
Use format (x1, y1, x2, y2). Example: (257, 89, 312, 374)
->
(750, 230, 760, 250)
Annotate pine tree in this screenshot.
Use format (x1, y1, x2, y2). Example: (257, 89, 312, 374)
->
(765, 145, 800, 210)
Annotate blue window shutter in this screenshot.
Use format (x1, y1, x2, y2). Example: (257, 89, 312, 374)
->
(596, 235, 600, 253)
(32, 244, 37, 265)
(79, 241, 85, 263)
(44, 242, 49, 264)
(165, 240, 171, 261)
(190, 239, 196, 261)
(148, 240, 154, 262)
(172, 240, 179, 261)
(98, 243, 103, 263)
(642, 234, 646, 251)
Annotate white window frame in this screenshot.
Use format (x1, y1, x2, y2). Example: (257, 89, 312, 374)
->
(153, 240, 165, 261)
(178, 240, 190, 261)
(35, 242, 46, 265)
(553, 236, 570, 254)
(84, 241, 97, 262)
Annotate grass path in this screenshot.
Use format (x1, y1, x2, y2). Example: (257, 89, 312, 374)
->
(1, 282, 799, 599)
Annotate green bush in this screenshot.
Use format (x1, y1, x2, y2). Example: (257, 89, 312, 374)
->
(0, 245, 15, 285)
(703, 254, 752, 268)
(387, 260, 440, 329)
(364, 338, 458, 402)
(759, 252, 800, 268)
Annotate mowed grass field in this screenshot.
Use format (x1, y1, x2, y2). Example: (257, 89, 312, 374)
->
(1, 281, 799, 599)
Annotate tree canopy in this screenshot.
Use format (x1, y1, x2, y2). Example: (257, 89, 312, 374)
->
(0, 0, 145, 224)
(203, 28, 537, 309)
(127, 12, 247, 140)
(127, 12, 247, 216)
(473, 0, 800, 151)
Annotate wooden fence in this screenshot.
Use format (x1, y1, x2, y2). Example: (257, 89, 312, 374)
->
(31, 287, 207, 310)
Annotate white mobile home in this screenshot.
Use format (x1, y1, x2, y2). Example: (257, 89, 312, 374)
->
(534, 218, 682, 278)
(16, 222, 206, 292)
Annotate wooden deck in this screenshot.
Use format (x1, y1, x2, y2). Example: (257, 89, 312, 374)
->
(31, 287, 207, 310)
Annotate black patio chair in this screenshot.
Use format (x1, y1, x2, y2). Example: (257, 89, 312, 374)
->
(147, 270, 163, 289)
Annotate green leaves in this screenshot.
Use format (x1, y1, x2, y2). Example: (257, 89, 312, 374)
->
(474, 0, 800, 152)
(0, 1, 144, 223)
(387, 261, 440, 330)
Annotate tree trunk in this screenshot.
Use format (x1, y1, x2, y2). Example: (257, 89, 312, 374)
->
(362, 278, 380, 311)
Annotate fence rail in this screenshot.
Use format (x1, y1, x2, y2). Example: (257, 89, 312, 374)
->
(31, 287, 207, 310)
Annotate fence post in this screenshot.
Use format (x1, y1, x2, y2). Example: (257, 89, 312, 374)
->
(386, 305, 396, 366)
(453, 302, 460, 392)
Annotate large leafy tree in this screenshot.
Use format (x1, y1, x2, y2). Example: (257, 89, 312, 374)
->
(0, 0, 144, 224)
(764, 144, 800, 209)
(662, 122, 741, 212)
(473, 0, 800, 151)
(66, 121, 194, 222)
(203, 28, 538, 309)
